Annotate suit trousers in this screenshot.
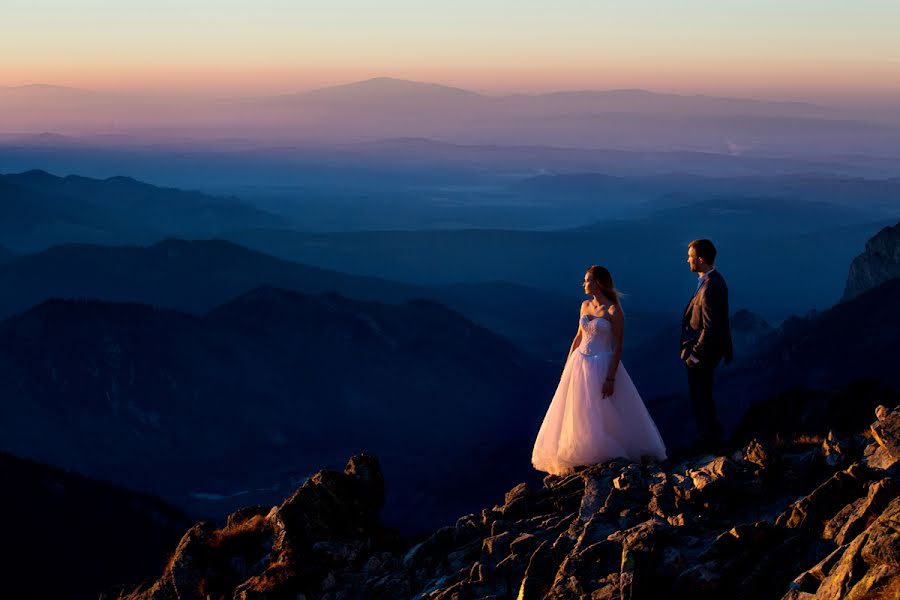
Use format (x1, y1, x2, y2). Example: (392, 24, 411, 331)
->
(686, 358, 723, 445)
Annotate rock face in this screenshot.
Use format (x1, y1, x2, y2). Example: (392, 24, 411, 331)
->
(843, 223, 900, 301)
(109, 407, 900, 600)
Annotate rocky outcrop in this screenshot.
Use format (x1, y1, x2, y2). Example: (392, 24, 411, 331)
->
(843, 223, 900, 301)
(108, 407, 900, 600)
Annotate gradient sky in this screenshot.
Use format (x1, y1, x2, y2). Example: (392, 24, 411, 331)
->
(3, 0, 899, 100)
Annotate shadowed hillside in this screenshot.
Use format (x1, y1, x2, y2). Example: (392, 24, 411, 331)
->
(0, 238, 579, 359)
(0, 451, 191, 600)
(0, 170, 285, 251)
(0, 288, 557, 532)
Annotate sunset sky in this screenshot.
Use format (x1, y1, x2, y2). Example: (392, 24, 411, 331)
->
(3, 0, 899, 102)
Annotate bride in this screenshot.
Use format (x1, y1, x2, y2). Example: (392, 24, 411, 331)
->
(532, 265, 667, 475)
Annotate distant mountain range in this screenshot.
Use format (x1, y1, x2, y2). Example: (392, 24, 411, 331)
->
(0, 78, 842, 118)
(3, 77, 899, 160)
(258, 77, 837, 119)
(0, 287, 557, 532)
(0, 238, 577, 359)
(220, 203, 896, 321)
(0, 170, 284, 251)
(518, 171, 900, 216)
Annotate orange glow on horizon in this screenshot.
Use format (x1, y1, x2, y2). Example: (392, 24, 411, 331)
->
(3, 57, 900, 104)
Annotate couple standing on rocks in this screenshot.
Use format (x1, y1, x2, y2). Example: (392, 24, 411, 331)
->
(532, 238, 734, 475)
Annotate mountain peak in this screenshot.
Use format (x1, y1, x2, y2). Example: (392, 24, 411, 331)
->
(9, 169, 57, 182)
(842, 222, 900, 301)
(304, 77, 480, 100)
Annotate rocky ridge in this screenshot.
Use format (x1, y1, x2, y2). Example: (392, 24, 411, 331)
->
(107, 406, 900, 600)
(843, 223, 900, 301)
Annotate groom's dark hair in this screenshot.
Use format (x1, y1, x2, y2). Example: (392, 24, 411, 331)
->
(689, 239, 717, 265)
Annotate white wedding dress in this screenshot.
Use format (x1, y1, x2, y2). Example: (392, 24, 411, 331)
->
(532, 314, 667, 475)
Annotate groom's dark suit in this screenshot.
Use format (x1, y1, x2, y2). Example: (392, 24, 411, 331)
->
(681, 269, 733, 446)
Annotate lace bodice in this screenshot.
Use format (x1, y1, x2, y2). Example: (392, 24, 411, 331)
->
(579, 314, 613, 356)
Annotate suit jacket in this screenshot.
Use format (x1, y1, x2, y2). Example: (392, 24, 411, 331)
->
(681, 269, 734, 365)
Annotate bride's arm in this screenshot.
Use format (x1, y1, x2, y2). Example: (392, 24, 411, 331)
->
(568, 327, 583, 358)
(568, 302, 586, 357)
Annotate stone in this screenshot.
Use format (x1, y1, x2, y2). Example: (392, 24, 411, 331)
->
(516, 541, 555, 600)
(776, 469, 866, 532)
(822, 431, 850, 467)
(871, 407, 900, 461)
(744, 438, 775, 470)
(824, 478, 897, 545)
(505, 482, 531, 506)
(860, 497, 900, 568)
(509, 533, 541, 559)
(481, 531, 515, 559)
(578, 473, 614, 521)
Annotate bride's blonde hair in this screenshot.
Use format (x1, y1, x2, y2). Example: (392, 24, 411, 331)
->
(588, 265, 622, 306)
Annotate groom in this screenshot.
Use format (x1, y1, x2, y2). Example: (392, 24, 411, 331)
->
(681, 239, 733, 451)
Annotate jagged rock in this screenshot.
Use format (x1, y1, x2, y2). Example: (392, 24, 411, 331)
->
(859, 497, 900, 568)
(789, 543, 849, 594)
(823, 478, 897, 545)
(517, 540, 556, 600)
(843, 224, 900, 301)
(578, 472, 614, 521)
(481, 531, 515, 559)
(109, 407, 900, 600)
(505, 482, 531, 505)
(743, 438, 776, 471)
(871, 405, 900, 465)
(687, 456, 739, 493)
(776, 467, 868, 532)
(509, 533, 542, 559)
(813, 498, 900, 598)
(821, 431, 850, 467)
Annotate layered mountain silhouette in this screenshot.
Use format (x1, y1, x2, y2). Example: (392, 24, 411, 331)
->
(0, 450, 191, 600)
(221, 201, 895, 320)
(0, 170, 284, 251)
(0, 238, 423, 318)
(0, 238, 573, 358)
(5, 77, 900, 160)
(0, 287, 556, 532)
(264, 78, 834, 118)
